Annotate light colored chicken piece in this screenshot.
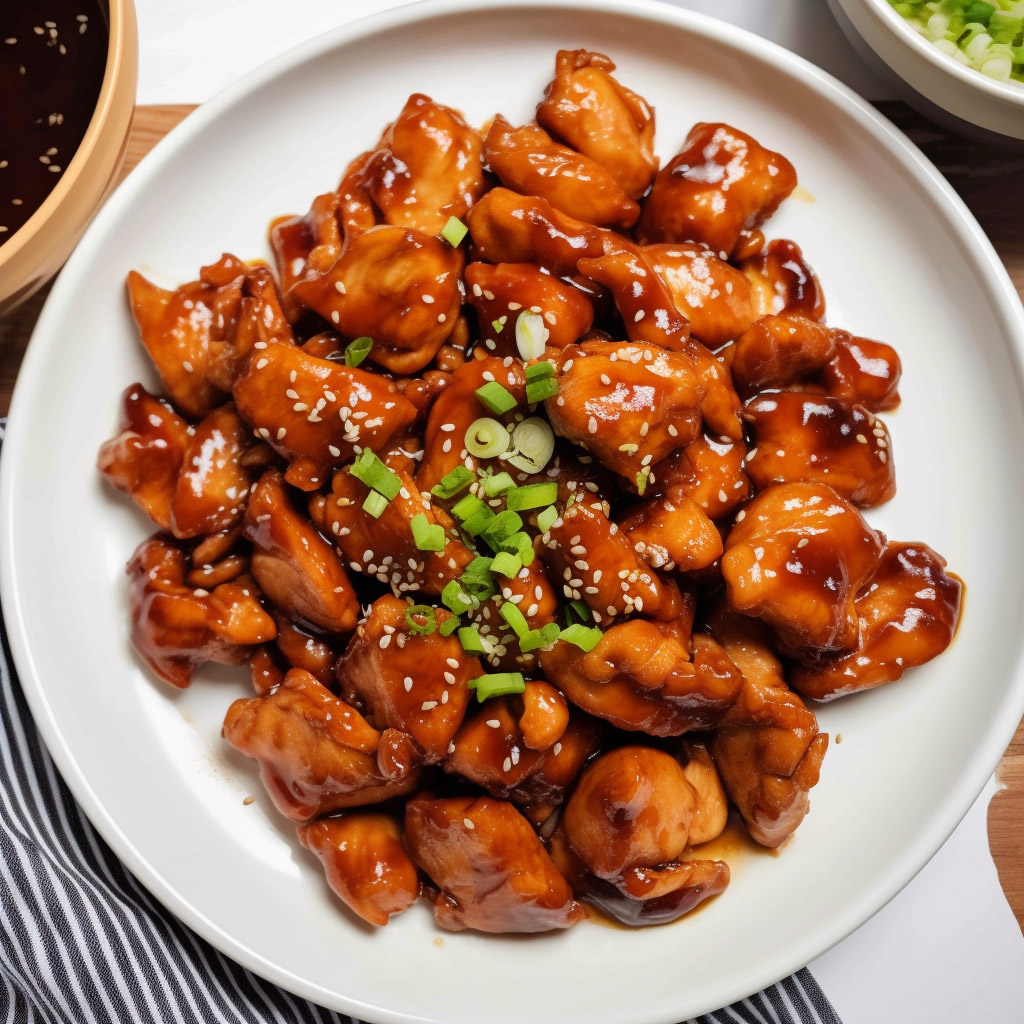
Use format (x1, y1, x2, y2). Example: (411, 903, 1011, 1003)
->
(618, 491, 722, 573)
(679, 741, 729, 845)
(652, 434, 751, 520)
(739, 238, 826, 322)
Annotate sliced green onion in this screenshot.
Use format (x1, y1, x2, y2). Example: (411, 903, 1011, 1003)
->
(362, 490, 389, 518)
(500, 531, 535, 567)
(431, 466, 475, 500)
(492, 316, 507, 334)
(507, 417, 555, 474)
(442, 579, 475, 615)
(441, 215, 469, 247)
(460, 557, 497, 601)
(566, 599, 593, 626)
(411, 513, 446, 552)
(483, 471, 515, 497)
(468, 672, 526, 702)
(536, 505, 559, 534)
(458, 626, 486, 655)
(405, 605, 436, 636)
(491, 551, 522, 577)
(465, 417, 511, 459)
(506, 481, 558, 511)
(475, 382, 518, 416)
(500, 601, 530, 637)
(482, 510, 524, 548)
(636, 466, 651, 496)
(463, 507, 496, 536)
(515, 310, 550, 361)
(344, 336, 373, 367)
(439, 614, 461, 637)
(452, 494, 485, 520)
(525, 360, 555, 381)
(520, 622, 561, 652)
(526, 377, 559, 404)
(349, 449, 401, 500)
(559, 623, 603, 652)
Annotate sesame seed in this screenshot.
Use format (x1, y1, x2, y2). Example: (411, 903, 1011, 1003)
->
(486, 719, 500, 728)
(334, 280, 347, 294)
(328, 445, 341, 457)
(502, 757, 512, 772)
(444, 671, 456, 685)
(421, 700, 437, 711)
(588, 417, 597, 434)
(331, 311, 340, 324)
(463, 818, 475, 829)
(422, 294, 435, 304)
(404, 676, 414, 692)
(276, 427, 287, 440)
(379, 635, 392, 649)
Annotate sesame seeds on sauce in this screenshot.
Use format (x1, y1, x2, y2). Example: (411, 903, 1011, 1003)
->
(1, 1, 106, 242)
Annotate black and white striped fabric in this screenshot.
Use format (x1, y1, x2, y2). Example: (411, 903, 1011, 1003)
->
(0, 420, 842, 1024)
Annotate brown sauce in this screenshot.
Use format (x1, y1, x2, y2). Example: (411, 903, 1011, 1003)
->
(0, 0, 108, 243)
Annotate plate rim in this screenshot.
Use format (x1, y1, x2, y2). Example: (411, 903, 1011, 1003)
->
(3, 0, 1024, 1019)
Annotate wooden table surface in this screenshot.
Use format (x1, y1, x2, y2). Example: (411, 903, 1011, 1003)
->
(2, 103, 1023, 932)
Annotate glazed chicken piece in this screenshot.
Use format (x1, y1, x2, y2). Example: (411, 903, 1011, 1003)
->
(232, 341, 417, 488)
(577, 250, 691, 351)
(297, 814, 420, 927)
(540, 497, 683, 623)
(463, 262, 594, 357)
(652, 434, 751, 520)
(722, 482, 885, 658)
(706, 605, 828, 847)
(484, 116, 639, 230)
(223, 668, 418, 820)
(127, 534, 275, 688)
(444, 681, 568, 797)
(637, 123, 797, 258)
(360, 93, 486, 235)
(404, 794, 584, 933)
(271, 612, 337, 689)
(554, 746, 729, 926)
(791, 542, 962, 701)
(536, 48, 657, 199)
(465, 187, 614, 276)
(644, 243, 759, 348)
(290, 225, 463, 374)
(679, 741, 729, 845)
(418, 355, 527, 491)
(316, 459, 473, 597)
(744, 393, 895, 507)
(544, 341, 704, 481)
(249, 645, 286, 696)
(338, 595, 477, 773)
(540, 618, 742, 736)
(243, 470, 359, 634)
(731, 314, 902, 411)
(617, 491, 723, 573)
(739, 238, 826, 322)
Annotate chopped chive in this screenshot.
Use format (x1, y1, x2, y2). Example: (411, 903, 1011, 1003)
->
(515, 310, 549, 362)
(439, 614, 461, 637)
(441, 215, 468, 247)
(491, 551, 522, 577)
(526, 377, 559, 404)
(405, 605, 436, 636)
(492, 316, 506, 334)
(506, 481, 558, 511)
(458, 626, 486, 655)
(566, 599, 593, 626)
(525, 359, 555, 381)
(500, 601, 530, 637)
(520, 622, 560, 652)
(460, 561, 497, 602)
(452, 494, 485, 521)
(468, 671, 526, 701)
(482, 509, 524, 548)
(362, 490, 389, 518)
(411, 513, 446, 551)
(483, 471, 516, 497)
(442, 579, 475, 616)
(475, 381, 518, 416)
(636, 466, 651, 496)
(462, 506, 496, 536)
(507, 417, 555, 474)
(344, 336, 373, 367)
(465, 417, 511, 459)
(500, 531, 535, 566)
(431, 466, 475, 500)
(559, 623, 603, 652)
(349, 449, 401, 500)
(536, 505, 558, 534)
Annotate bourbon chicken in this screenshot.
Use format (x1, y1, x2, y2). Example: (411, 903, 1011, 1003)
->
(99, 47, 962, 938)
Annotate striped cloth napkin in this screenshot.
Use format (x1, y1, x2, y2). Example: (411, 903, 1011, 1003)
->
(0, 420, 842, 1024)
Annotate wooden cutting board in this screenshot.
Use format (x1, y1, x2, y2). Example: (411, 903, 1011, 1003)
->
(2, 103, 1022, 932)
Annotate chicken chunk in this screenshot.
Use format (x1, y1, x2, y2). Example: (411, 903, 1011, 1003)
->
(722, 482, 885, 657)
(791, 543, 962, 700)
(652, 434, 751, 520)
(128, 534, 275, 688)
(540, 618, 742, 735)
(223, 669, 418, 820)
(338, 595, 477, 770)
(536, 48, 657, 199)
(744, 393, 896, 507)
(243, 470, 359, 634)
(405, 794, 583, 933)
(271, 612, 337, 689)
(637, 123, 797, 257)
(618, 491, 722, 573)
(544, 341, 703, 481)
(297, 814, 420, 927)
(679, 741, 729, 845)
(820, 334, 902, 412)
(739, 238, 826, 322)
(484, 116, 639, 230)
(360, 94, 486, 235)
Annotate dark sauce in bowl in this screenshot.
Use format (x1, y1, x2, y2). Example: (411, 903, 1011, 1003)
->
(0, 0, 109, 245)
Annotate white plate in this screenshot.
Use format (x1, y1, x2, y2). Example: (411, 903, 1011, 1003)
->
(4, 1, 1024, 1020)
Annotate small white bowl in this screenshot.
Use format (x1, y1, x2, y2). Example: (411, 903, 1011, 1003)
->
(828, 0, 1024, 142)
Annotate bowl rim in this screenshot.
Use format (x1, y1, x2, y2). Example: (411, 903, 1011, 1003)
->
(4, 0, 1024, 1018)
(858, 0, 1024, 106)
(0, 0, 135, 272)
